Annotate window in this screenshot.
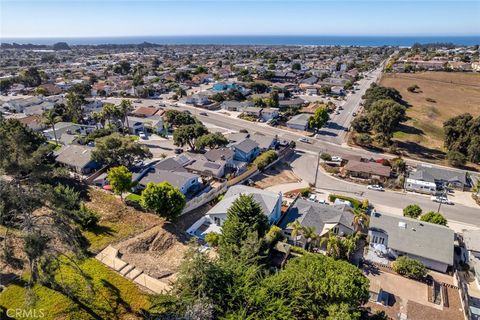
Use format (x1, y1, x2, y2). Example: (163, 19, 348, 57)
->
(333, 226, 339, 234)
(213, 217, 221, 225)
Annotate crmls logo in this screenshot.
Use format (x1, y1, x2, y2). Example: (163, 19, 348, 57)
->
(6, 309, 45, 318)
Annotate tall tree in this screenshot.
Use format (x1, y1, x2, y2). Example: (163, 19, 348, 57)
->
(118, 99, 134, 134)
(173, 124, 209, 152)
(42, 109, 61, 144)
(92, 133, 152, 166)
(308, 106, 330, 130)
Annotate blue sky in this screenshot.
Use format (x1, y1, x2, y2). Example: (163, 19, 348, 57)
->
(1, 0, 479, 38)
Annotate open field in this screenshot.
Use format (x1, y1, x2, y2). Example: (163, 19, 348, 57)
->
(380, 72, 480, 158)
(253, 162, 301, 189)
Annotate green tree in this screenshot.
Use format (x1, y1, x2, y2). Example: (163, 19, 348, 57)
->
(173, 124, 209, 151)
(420, 211, 448, 226)
(392, 256, 427, 280)
(205, 232, 221, 247)
(362, 84, 403, 110)
(42, 109, 61, 144)
(291, 62, 301, 71)
(107, 166, 134, 201)
(92, 133, 152, 166)
(367, 99, 406, 138)
(253, 150, 278, 170)
(65, 92, 86, 123)
(287, 220, 303, 247)
(351, 115, 371, 133)
(308, 106, 330, 130)
(164, 110, 196, 127)
(446, 150, 466, 167)
(355, 133, 372, 146)
(219, 194, 269, 256)
(320, 86, 332, 95)
(195, 132, 229, 150)
(403, 204, 422, 218)
(118, 99, 134, 134)
(321, 233, 343, 259)
(140, 182, 186, 221)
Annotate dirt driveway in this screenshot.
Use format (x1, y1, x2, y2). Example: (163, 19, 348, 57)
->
(253, 162, 301, 189)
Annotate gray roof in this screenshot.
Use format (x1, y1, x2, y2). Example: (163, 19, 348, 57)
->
(184, 153, 225, 177)
(232, 138, 259, 154)
(463, 230, 480, 253)
(280, 198, 353, 234)
(55, 145, 95, 169)
(208, 185, 280, 217)
(369, 212, 454, 265)
(227, 132, 249, 143)
(138, 168, 198, 189)
(204, 148, 234, 162)
(250, 133, 277, 150)
(154, 158, 186, 172)
(409, 164, 467, 186)
(286, 113, 310, 126)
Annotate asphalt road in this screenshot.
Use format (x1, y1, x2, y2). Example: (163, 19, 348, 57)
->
(317, 66, 384, 144)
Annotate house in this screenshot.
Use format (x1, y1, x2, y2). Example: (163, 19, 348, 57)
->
(221, 100, 254, 112)
(279, 198, 354, 249)
(185, 93, 211, 106)
(124, 115, 164, 134)
(136, 165, 200, 195)
(278, 98, 306, 110)
(43, 122, 96, 145)
(55, 145, 99, 174)
(331, 86, 345, 96)
(259, 108, 279, 122)
(131, 106, 162, 118)
(463, 230, 480, 290)
(204, 147, 235, 165)
(250, 133, 278, 151)
(230, 138, 260, 162)
(184, 153, 226, 178)
(286, 113, 310, 131)
(368, 211, 454, 273)
(242, 106, 262, 118)
(408, 164, 468, 191)
(343, 160, 391, 182)
(304, 86, 319, 96)
(404, 178, 437, 195)
(270, 72, 297, 83)
(186, 185, 282, 239)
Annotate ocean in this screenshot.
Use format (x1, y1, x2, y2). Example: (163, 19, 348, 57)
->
(1, 35, 479, 47)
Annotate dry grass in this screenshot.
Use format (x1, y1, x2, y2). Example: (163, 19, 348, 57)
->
(253, 162, 301, 189)
(380, 72, 480, 151)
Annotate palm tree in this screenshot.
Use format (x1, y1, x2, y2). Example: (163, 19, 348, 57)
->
(287, 220, 303, 247)
(343, 232, 360, 260)
(352, 211, 369, 232)
(320, 232, 342, 259)
(91, 111, 103, 129)
(43, 109, 61, 144)
(302, 226, 319, 251)
(118, 99, 133, 135)
(176, 87, 187, 98)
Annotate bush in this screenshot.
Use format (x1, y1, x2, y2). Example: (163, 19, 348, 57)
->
(328, 194, 364, 212)
(407, 84, 419, 93)
(420, 211, 447, 226)
(355, 133, 372, 146)
(253, 150, 278, 170)
(266, 225, 283, 244)
(77, 202, 100, 230)
(320, 153, 332, 161)
(392, 256, 427, 280)
(300, 187, 311, 197)
(446, 150, 466, 167)
(403, 204, 422, 218)
(205, 232, 221, 247)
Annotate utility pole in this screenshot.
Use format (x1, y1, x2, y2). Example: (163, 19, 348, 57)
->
(437, 187, 448, 213)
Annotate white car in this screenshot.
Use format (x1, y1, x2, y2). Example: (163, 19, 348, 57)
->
(331, 156, 342, 162)
(430, 196, 453, 205)
(367, 185, 384, 192)
(298, 137, 310, 143)
(138, 131, 148, 140)
(308, 194, 317, 202)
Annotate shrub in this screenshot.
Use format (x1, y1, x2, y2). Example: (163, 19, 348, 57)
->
(407, 84, 419, 93)
(420, 211, 447, 226)
(205, 232, 221, 247)
(403, 204, 422, 218)
(328, 194, 364, 212)
(392, 256, 427, 280)
(300, 187, 311, 197)
(266, 225, 283, 244)
(425, 97, 436, 103)
(320, 153, 332, 161)
(78, 202, 100, 230)
(446, 150, 466, 167)
(253, 150, 278, 170)
(355, 133, 372, 146)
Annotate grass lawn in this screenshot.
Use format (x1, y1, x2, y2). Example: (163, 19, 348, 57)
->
(380, 72, 480, 158)
(0, 258, 151, 319)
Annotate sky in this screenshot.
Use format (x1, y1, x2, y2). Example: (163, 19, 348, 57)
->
(1, 0, 479, 38)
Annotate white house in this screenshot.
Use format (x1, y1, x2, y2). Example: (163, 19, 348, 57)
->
(368, 212, 454, 273)
(463, 230, 480, 289)
(186, 185, 282, 240)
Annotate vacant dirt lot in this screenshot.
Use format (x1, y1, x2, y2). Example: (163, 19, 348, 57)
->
(380, 72, 480, 157)
(253, 162, 301, 189)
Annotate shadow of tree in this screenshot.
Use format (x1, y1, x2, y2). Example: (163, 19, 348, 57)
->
(86, 224, 116, 237)
(395, 123, 425, 135)
(396, 141, 445, 160)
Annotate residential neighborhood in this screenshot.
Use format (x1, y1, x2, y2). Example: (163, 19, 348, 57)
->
(1, 39, 479, 320)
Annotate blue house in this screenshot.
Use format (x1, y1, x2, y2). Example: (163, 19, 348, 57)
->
(230, 138, 260, 162)
(212, 82, 240, 92)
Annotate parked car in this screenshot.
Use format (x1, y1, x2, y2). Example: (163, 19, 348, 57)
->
(331, 156, 342, 162)
(367, 185, 384, 192)
(174, 148, 184, 154)
(298, 137, 310, 143)
(199, 112, 208, 116)
(308, 194, 317, 202)
(134, 99, 142, 103)
(138, 131, 148, 140)
(430, 196, 453, 205)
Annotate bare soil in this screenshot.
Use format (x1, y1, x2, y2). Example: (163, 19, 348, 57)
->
(253, 162, 301, 189)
